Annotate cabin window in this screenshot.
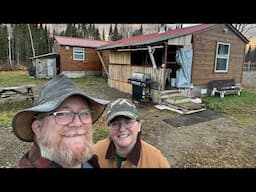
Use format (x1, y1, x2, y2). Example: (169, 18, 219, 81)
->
(73, 47, 85, 61)
(214, 42, 230, 72)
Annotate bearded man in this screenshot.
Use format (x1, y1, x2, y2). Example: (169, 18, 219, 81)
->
(12, 73, 109, 168)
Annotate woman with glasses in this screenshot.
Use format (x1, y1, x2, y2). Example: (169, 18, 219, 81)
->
(12, 74, 109, 168)
(93, 98, 170, 168)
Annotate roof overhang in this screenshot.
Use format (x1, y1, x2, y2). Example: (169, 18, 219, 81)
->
(29, 52, 58, 60)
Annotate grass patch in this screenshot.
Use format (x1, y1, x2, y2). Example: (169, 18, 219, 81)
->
(72, 76, 107, 87)
(202, 89, 256, 127)
(0, 70, 107, 88)
(177, 101, 204, 109)
(93, 126, 109, 143)
(0, 100, 33, 127)
(0, 71, 48, 87)
(172, 95, 189, 100)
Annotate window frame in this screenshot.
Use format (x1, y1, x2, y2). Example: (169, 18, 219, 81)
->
(73, 47, 85, 61)
(214, 42, 230, 72)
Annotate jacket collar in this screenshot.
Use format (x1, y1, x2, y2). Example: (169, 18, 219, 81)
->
(105, 135, 141, 165)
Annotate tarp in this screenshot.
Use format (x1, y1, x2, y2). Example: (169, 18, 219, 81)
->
(176, 48, 193, 88)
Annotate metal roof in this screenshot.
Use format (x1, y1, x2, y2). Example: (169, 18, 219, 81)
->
(29, 52, 58, 60)
(97, 24, 249, 50)
(97, 24, 215, 50)
(54, 36, 109, 48)
(52, 24, 249, 52)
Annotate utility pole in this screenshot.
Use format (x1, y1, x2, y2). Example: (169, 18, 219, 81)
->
(27, 24, 35, 57)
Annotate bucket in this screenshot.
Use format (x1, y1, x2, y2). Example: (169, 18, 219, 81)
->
(171, 78, 176, 87)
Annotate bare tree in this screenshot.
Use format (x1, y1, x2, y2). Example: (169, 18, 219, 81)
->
(232, 24, 256, 40)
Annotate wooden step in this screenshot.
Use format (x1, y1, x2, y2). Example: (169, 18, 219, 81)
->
(160, 90, 183, 100)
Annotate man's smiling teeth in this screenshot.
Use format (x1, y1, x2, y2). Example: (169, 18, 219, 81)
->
(63, 129, 86, 137)
(64, 133, 84, 137)
(118, 134, 129, 138)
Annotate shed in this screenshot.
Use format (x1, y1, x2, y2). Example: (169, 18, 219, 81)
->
(29, 52, 60, 79)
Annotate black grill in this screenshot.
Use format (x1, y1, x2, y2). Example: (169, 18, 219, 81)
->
(127, 79, 149, 87)
(128, 72, 151, 102)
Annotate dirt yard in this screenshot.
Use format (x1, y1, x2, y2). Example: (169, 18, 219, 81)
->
(1, 85, 256, 168)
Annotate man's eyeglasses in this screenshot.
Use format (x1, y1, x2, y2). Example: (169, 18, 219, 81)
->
(108, 119, 137, 130)
(48, 110, 94, 125)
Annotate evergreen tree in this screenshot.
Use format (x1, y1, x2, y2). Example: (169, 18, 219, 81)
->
(109, 24, 113, 40)
(111, 24, 122, 41)
(12, 24, 21, 65)
(59, 31, 65, 36)
(132, 24, 143, 36)
(94, 28, 101, 40)
(77, 24, 83, 38)
(91, 24, 96, 39)
(88, 24, 93, 39)
(81, 24, 89, 38)
(65, 24, 77, 37)
(45, 25, 52, 53)
(12, 24, 32, 64)
(0, 24, 8, 64)
(112, 24, 118, 40)
(38, 24, 46, 55)
(102, 28, 105, 41)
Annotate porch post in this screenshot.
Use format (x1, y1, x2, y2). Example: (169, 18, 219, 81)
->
(148, 46, 160, 91)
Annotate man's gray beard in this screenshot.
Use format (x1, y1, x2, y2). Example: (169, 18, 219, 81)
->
(37, 130, 94, 168)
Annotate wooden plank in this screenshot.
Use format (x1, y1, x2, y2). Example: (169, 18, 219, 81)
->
(117, 45, 163, 52)
(159, 101, 206, 115)
(96, 51, 109, 78)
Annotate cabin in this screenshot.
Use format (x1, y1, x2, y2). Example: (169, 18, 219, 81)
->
(53, 36, 109, 78)
(96, 24, 249, 102)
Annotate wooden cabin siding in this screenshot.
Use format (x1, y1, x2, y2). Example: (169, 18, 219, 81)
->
(109, 50, 130, 64)
(191, 24, 246, 86)
(109, 64, 157, 82)
(108, 64, 132, 93)
(168, 34, 192, 46)
(108, 63, 156, 94)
